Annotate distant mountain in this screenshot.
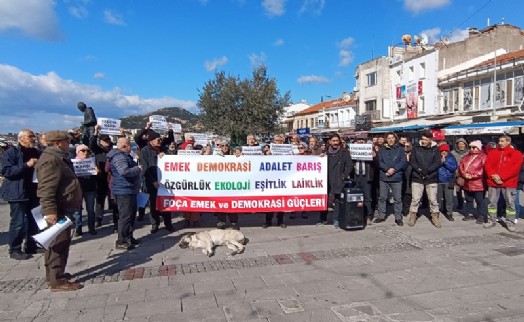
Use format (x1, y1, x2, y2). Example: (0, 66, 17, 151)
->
(120, 107, 203, 132)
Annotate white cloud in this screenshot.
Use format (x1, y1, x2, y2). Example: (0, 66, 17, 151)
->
(93, 72, 105, 79)
(337, 37, 354, 49)
(404, 0, 451, 14)
(204, 56, 228, 71)
(274, 38, 285, 46)
(69, 6, 88, 19)
(103, 9, 126, 26)
(339, 50, 354, 66)
(0, 64, 197, 133)
(299, 0, 325, 15)
(297, 75, 330, 84)
(248, 52, 267, 68)
(0, 0, 62, 41)
(449, 28, 469, 42)
(263, 0, 285, 17)
(420, 27, 441, 43)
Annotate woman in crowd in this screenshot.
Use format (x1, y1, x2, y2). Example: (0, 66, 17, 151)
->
(73, 144, 98, 236)
(457, 140, 490, 227)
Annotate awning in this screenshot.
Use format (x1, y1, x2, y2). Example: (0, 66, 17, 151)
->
(369, 115, 471, 133)
(443, 121, 524, 135)
(370, 124, 434, 133)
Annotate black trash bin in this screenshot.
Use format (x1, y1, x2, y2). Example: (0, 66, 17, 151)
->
(339, 187, 365, 230)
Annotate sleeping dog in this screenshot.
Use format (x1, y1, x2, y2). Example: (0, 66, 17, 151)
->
(178, 229, 248, 256)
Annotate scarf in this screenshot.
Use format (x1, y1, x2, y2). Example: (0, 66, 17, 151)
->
(328, 146, 340, 155)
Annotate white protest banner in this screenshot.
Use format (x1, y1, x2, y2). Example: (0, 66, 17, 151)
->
(72, 157, 97, 176)
(156, 155, 327, 213)
(149, 115, 168, 133)
(97, 118, 121, 135)
(185, 133, 208, 146)
(171, 123, 182, 133)
(213, 147, 222, 155)
(349, 143, 373, 161)
(242, 146, 262, 155)
(292, 145, 299, 155)
(177, 149, 202, 155)
(270, 144, 293, 155)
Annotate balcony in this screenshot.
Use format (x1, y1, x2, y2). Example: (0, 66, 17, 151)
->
(363, 110, 381, 120)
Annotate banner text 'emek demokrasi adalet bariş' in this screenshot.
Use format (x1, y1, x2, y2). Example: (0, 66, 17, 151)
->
(157, 155, 327, 213)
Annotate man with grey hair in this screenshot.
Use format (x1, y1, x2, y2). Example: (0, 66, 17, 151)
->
(1, 129, 40, 260)
(107, 137, 142, 249)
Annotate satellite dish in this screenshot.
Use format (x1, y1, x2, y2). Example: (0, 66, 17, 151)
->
(402, 34, 412, 45)
(414, 35, 421, 44)
(442, 37, 450, 45)
(420, 34, 429, 45)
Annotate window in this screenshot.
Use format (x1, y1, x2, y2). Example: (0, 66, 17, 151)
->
(419, 63, 426, 78)
(419, 96, 425, 113)
(367, 72, 377, 86)
(396, 70, 402, 84)
(507, 79, 513, 105)
(474, 86, 480, 109)
(408, 66, 414, 81)
(365, 100, 376, 112)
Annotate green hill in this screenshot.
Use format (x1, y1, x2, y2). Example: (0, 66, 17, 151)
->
(120, 107, 203, 131)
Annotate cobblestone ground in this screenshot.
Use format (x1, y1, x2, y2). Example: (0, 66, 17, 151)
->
(1, 203, 524, 321)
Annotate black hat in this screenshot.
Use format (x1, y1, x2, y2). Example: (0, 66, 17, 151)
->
(99, 134, 111, 142)
(148, 131, 161, 141)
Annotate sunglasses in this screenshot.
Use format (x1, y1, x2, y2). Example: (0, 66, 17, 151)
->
(469, 146, 479, 149)
(298, 147, 306, 149)
(79, 149, 89, 153)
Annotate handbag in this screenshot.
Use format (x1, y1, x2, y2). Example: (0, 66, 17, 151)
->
(457, 155, 479, 187)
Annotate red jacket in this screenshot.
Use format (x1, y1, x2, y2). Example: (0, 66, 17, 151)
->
(458, 151, 486, 192)
(485, 145, 523, 188)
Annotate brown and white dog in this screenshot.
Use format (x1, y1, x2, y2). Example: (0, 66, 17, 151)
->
(178, 229, 248, 256)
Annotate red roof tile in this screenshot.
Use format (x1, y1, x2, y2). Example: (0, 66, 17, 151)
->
(477, 48, 524, 67)
(296, 97, 357, 116)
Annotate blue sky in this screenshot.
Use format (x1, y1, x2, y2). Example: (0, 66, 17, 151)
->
(0, 0, 521, 133)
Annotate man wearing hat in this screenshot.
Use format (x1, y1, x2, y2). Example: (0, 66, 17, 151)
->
(36, 130, 83, 291)
(90, 125, 115, 227)
(1, 129, 41, 260)
(140, 131, 175, 233)
(437, 143, 458, 221)
(451, 138, 469, 211)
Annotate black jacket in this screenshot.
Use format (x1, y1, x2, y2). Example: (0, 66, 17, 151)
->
(134, 128, 175, 150)
(327, 147, 354, 195)
(410, 144, 441, 184)
(140, 145, 160, 194)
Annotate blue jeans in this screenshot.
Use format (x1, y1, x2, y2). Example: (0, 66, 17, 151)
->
(74, 191, 96, 231)
(115, 194, 137, 244)
(8, 201, 38, 253)
(378, 181, 403, 220)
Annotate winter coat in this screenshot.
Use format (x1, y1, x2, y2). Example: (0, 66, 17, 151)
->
(327, 147, 354, 195)
(378, 143, 406, 182)
(107, 149, 141, 196)
(140, 145, 161, 194)
(438, 154, 458, 184)
(410, 144, 440, 184)
(36, 147, 82, 215)
(485, 145, 523, 188)
(1, 145, 40, 202)
(458, 151, 487, 192)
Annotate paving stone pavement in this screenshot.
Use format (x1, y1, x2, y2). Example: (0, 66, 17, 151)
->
(1, 201, 524, 321)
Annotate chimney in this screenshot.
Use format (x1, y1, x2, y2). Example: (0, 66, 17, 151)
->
(468, 27, 479, 37)
(342, 91, 347, 98)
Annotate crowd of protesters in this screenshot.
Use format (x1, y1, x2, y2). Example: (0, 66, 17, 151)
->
(2, 118, 524, 291)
